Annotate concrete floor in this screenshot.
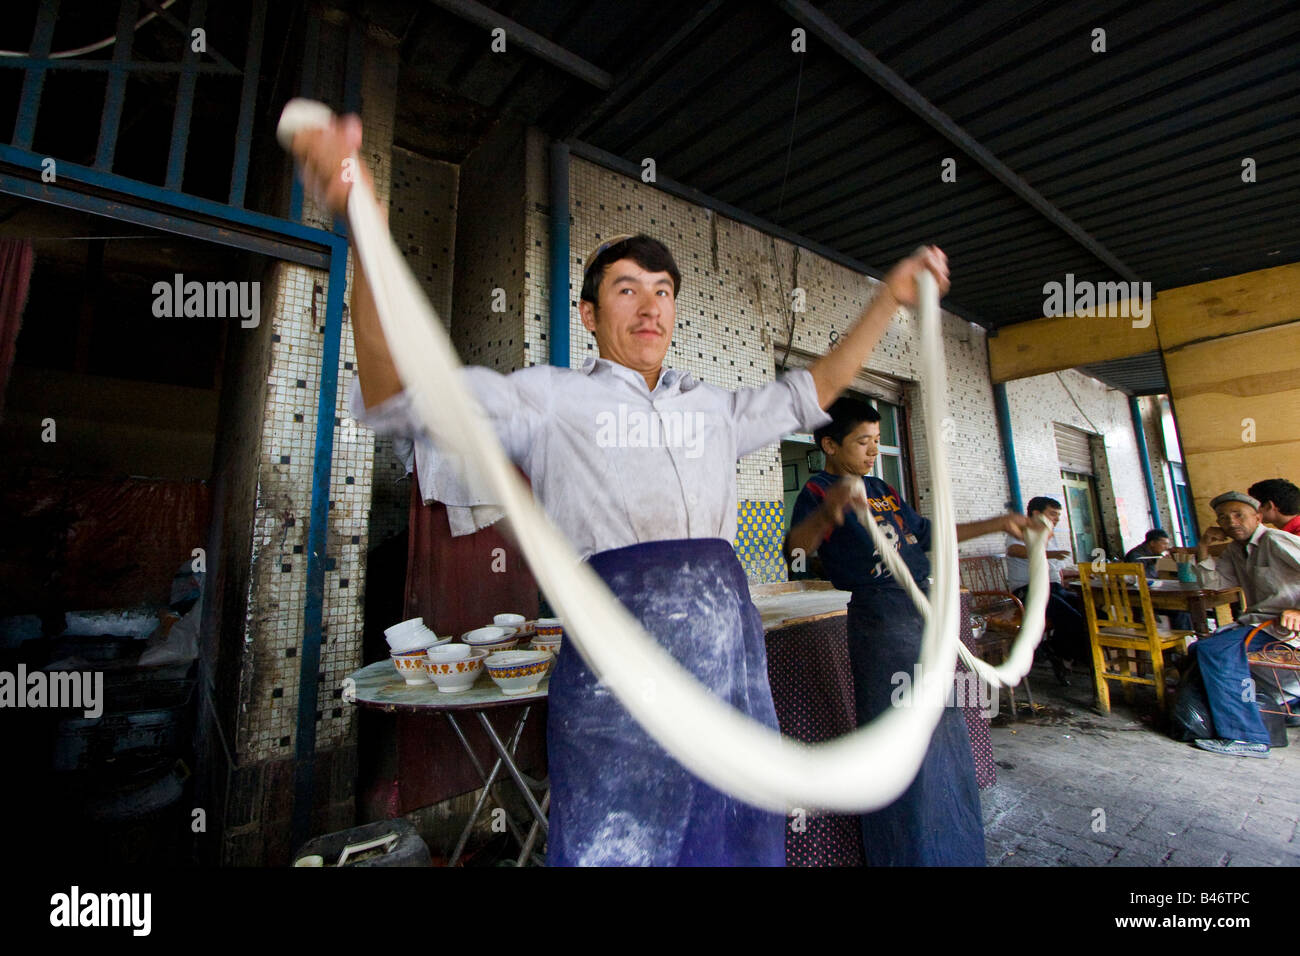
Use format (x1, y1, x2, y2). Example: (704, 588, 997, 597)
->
(981, 662, 1300, 866)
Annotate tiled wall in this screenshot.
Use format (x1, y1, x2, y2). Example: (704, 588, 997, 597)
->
(452, 122, 528, 373)
(734, 500, 786, 581)
(235, 37, 399, 768)
(521, 154, 1021, 572)
(366, 147, 460, 544)
(1004, 370, 1172, 556)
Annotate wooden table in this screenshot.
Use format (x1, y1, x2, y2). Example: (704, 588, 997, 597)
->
(1068, 579, 1246, 636)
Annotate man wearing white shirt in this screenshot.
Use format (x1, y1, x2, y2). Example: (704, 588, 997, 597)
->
(1190, 491, 1300, 757)
(1005, 496, 1088, 684)
(288, 112, 951, 865)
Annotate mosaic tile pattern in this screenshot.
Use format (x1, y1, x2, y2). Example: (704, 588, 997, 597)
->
(734, 500, 786, 583)
(452, 125, 527, 374)
(367, 148, 460, 544)
(238, 43, 399, 763)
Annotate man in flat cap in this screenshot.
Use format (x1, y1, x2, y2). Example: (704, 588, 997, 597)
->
(1188, 491, 1300, 757)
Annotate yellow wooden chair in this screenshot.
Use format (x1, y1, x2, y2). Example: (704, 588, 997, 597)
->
(1077, 562, 1195, 714)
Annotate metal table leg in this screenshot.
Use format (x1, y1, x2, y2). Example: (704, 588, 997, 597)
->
(477, 710, 549, 837)
(445, 709, 530, 866)
(515, 790, 551, 868)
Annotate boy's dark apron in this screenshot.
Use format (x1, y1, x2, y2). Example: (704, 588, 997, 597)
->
(847, 589, 986, 866)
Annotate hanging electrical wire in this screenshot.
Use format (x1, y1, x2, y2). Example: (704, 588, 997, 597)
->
(0, 0, 179, 58)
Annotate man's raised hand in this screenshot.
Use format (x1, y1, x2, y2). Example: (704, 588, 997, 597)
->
(287, 110, 367, 219)
(884, 245, 950, 307)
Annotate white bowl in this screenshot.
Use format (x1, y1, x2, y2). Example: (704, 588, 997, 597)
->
(390, 649, 432, 685)
(426, 643, 471, 661)
(424, 650, 488, 693)
(385, 616, 425, 639)
(463, 626, 510, 645)
(392, 626, 448, 654)
(484, 650, 552, 696)
(493, 613, 526, 628)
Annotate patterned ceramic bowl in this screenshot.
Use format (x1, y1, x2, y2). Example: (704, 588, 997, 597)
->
(390, 649, 433, 685)
(485, 650, 552, 696)
(530, 636, 562, 658)
(423, 649, 488, 693)
(535, 618, 564, 639)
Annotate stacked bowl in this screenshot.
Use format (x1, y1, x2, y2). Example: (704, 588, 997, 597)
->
(484, 650, 553, 696)
(530, 618, 564, 658)
(385, 617, 449, 685)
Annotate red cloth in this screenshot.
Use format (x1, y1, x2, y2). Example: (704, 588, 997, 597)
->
(389, 470, 545, 813)
(1282, 515, 1300, 537)
(0, 238, 34, 418)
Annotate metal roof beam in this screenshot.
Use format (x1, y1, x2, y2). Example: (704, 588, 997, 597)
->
(564, 0, 730, 139)
(774, 0, 1141, 283)
(425, 0, 612, 91)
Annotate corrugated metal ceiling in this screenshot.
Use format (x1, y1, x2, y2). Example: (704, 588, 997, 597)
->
(377, 0, 1300, 332)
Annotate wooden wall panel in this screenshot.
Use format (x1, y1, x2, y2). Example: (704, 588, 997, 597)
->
(989, 312, 1157, 384)
(1164, 321, 1300, 524)
(1155, 263, 1300, 351)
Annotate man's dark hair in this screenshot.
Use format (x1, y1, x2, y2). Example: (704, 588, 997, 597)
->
(1026, 496, 1061, 516)
(1144, 528, 1170, 543)
(580, 234, 681, 305)
(1248, 478, 1300, 515)
(814, 397, 880, 452)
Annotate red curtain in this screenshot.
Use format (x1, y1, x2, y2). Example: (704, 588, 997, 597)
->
(0, 238, 34, 419)
(391, 470, 546, 813)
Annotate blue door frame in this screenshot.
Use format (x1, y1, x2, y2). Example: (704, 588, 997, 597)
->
(2, 0, 364, 855)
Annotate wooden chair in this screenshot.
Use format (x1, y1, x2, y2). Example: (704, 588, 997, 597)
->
(1077, 562, 1195, 714)
(959, 555, 1024, 636)
(959, 555, 1033, 717)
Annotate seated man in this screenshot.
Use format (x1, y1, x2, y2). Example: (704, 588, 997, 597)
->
(1190, 491, 1300, 758)
(1124, 529, 1192, 630)
(1248, 478, 1300, 536)
(1125, 529, 1172, 580)
(1005, 496, 1090, 684)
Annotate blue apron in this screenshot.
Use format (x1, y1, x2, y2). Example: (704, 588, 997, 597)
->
(545, 538, 786, 867)
(847, 590, 986, 866)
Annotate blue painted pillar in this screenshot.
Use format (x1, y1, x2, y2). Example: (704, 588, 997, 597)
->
(1130, 396, 1160, 528)
(549, 142, 571, 368)
(993, 382, 1023, 514)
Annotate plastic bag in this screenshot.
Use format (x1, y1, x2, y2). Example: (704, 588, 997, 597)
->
(1170, 657, 1216, 742)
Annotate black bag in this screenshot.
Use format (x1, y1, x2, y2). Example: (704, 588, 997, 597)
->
(1170, 657, 1215, 742)
(1170, 657, 1289, 747)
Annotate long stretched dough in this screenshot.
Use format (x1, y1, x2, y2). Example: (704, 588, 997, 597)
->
(277, 99, 1049, 813)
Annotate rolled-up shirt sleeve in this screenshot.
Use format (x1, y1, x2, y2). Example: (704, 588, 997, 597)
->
(732, 368, 831, 458)
(347, 368, 542, 506)
(348, 368, 539, 466)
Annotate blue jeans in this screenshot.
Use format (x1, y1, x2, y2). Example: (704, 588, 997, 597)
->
(1188, 623, 1270, 745)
